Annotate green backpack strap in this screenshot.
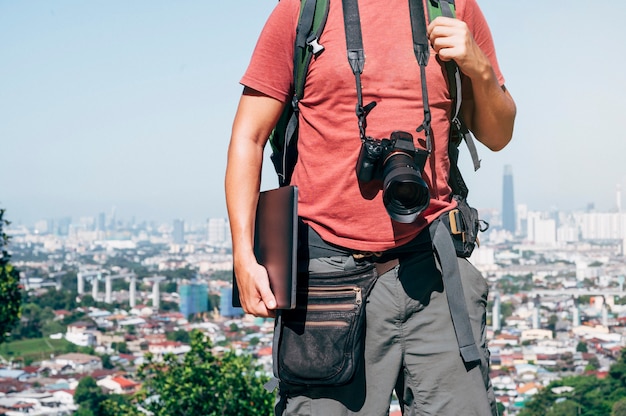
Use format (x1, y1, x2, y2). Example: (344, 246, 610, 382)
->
(427, 0, 481, 200)
(269, 0, 330, 187)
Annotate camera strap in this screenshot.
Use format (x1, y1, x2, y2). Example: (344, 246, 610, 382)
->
(341, 0, 482, 368)
(341, 0, 433, 152)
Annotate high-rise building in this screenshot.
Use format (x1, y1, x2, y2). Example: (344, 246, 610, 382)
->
(502, 165, 516, 234)
(527, 212, 556, 245)
(208, 218, 231, 246)
(97, 212, 106, 232)
(172, 219, 185, 244)
(179, 282, 208, 318)
(56, 217, 72, 236)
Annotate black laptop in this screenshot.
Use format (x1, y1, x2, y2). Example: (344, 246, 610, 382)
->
(232, 186, 298, 310)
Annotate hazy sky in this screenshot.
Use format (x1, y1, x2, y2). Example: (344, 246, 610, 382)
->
(1, 1, 625, 226)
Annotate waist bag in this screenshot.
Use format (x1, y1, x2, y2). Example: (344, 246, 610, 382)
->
(442, 195, 487, 258)
(273, 260, 376, 386)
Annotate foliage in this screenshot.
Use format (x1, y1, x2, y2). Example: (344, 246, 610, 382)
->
(165, 329, 190, 344)
(11, 303, 55, 340)
(0, 209, 22, 343)
(518, 350, 626, 416)
(29, 286, 78, 310)
(99, 397, 142, 416)
(132, 330, 274, 415)
(112, 341, 129, 354)
(75, 376, 107, 415)
(613, 397, 626, 416)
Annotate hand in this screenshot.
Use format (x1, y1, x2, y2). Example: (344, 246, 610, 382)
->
(234, 259, 277, 318)
(427, 16, 490, 81)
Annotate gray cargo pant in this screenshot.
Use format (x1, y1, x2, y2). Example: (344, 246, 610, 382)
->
(275, 249, 497, 416)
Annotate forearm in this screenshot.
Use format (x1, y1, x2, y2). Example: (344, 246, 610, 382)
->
(225, 136, 264, 269)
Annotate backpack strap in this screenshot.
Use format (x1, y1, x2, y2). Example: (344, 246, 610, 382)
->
(270, 0, 330, 186)
(427, 0, 481, 190)
(430, 217, 482, 365)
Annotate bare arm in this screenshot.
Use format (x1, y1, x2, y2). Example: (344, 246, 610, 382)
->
(428, 17, 516, 151)
(225, 87, 285, 317)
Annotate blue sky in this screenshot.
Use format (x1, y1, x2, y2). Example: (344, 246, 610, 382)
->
(1, 1, 625, 226)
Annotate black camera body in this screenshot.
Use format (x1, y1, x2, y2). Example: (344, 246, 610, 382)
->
(355, 131, 430, 223)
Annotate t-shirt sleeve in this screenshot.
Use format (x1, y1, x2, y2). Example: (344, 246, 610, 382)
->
(239, 0, 299, 103)
(457, 0, 506, 86)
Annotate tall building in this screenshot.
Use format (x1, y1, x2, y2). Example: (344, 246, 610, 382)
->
(208, 218, 231, 246)
(172, 219, 185, 244)
(179, 282, 208, 318)
(97, 212, 106, 232)
(527, 212, 556, 245)
(502, 165, 516, 234)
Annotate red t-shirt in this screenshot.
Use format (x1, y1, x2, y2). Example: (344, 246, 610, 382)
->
(241, 0, 505, 252)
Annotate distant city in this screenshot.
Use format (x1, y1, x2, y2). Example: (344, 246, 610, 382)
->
(7, 164, 626, 250)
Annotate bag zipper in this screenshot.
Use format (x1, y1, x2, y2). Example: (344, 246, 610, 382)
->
(304, 286, 362, 311)
(309, 286, 361, 303)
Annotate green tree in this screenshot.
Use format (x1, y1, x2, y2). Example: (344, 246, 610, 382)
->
(613, 397, 626, 416)
(0, 209, 22, 343)
(13, 303, 47, 340)
(546, 400, 580, 416)
(74, 376, 107, 415)
(165, 329, 190, 344)
(112, 342, 129, 354)
(585, 356, 600, 372)
(101, 354, 114, 370)
(34, 287, 77, 310)
(100, 397, 142, 416)
(133, 330, 273, 415)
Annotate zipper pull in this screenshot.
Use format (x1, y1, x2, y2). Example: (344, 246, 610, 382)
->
(355, 287, 362, 305)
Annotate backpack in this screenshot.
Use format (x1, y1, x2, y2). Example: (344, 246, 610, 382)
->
(269, 0, 486, 256)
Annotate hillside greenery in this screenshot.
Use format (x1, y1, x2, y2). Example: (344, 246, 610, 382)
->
(520, 349, 626, 416)
(0, 209, 23, 344)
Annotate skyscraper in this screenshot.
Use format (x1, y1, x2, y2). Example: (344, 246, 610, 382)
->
(172, 219, 185, 244)
(502, 165, 516, 234)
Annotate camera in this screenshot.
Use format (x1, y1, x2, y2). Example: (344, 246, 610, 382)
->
(355, 131, 430, 223)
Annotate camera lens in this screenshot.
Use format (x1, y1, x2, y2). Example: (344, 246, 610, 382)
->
(382, 152, 430, 223)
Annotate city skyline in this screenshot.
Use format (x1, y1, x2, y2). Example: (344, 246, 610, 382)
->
(2, 1, 626, 226)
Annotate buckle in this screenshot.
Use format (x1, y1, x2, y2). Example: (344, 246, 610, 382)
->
(448, 209, 462, 235)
